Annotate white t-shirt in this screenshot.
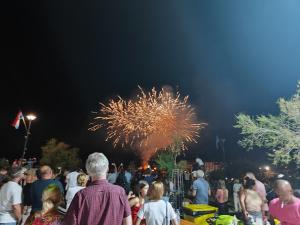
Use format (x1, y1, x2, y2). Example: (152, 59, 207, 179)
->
(0, 181, 22, 223)
(137, 200, 177, 225)
(66, 171, 80, 190)
(66, 186, 85, 209)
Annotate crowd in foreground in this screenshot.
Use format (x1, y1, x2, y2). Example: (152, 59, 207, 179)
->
(0, 152, 299, 225)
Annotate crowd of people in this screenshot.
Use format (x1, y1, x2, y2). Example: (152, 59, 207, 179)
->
(0, 153, 299, 225)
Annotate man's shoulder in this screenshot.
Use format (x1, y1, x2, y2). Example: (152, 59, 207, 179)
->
(256, 179, 265, 187)
(82, 182, 125, 195)
(269, 198, 280, 207)
(3, 181, 21, 191)
(32, 179, 62, 188)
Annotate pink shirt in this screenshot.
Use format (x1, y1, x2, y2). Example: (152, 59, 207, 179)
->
(254, 179, 268, 211)
(269, 197, 300, 225)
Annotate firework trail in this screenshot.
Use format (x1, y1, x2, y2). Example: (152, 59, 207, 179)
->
(89, 86, 206, 163)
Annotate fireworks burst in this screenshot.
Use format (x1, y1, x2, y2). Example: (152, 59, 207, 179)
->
(89, 86, 206, 163)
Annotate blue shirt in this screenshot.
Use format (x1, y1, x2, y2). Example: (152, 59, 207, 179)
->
(192, 178, 210, 204)
(30, 179, 64, 212)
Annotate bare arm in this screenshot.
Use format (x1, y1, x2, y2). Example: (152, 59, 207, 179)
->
(171, 218, 178, 225)
(122, 215, 132, 225)
(268, 214, 276, 225)
(129, 197, 139, 207)
(239, 190, 248, 218)
(135, 218, 141, 225)
(111, 163, 117, 173)
(12, 204, 22, 222)
(192, 189, 196, 197)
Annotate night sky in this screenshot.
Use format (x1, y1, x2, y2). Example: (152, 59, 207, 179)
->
(2, 1, 300, 165)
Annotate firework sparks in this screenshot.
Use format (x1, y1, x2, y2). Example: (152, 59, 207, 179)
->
(89, 86, 206, 162)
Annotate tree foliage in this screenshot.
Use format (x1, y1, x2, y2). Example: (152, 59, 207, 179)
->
(235, 82, 300, 165)
(155, 151, 176, 176)
(40, 138, 81, 171)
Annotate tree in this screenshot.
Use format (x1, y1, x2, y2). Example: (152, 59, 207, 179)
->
(40, 138, 81, 171)
(155, 151, 176, 177)
(235, 82, 300, 165)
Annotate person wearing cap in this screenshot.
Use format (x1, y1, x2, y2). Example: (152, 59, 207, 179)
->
(191, 170, 211, 204)
(0, 167, 26, 225)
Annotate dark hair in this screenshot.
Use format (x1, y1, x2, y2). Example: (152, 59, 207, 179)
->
(244, 177, 256, 189)
(116, 171, 130, 194)
(144, 168, 152, 175)
(294, 189, 300, 198)
(133, 180, 149, 197)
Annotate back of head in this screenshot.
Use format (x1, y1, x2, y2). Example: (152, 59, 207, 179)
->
(85, 152, 109, 178)
(134, 180, 149, 196)
(244, 177, 256, 189)
(218, 180, 226, 189)
(149, 181, 164, 200)
(245, 172, 256, 180)
(196, 170, 204, 179)
(39, 165, 53, 179)
(42, 184, 63, 213)
(9, 167, 26, 179)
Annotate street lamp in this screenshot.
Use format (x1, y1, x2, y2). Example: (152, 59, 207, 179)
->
(264, 166, 270, 171)
(21, 114, 37, 159)
(26, 114, 36, 121)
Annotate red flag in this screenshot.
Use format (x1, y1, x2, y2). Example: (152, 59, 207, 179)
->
(11, 111, 24, 129)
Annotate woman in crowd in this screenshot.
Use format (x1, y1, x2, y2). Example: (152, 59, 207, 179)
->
(136, 181, 178, 225)
(25, 184, 64, 225)
(65, 173, 89, 209)
(128, 180, 149, 224)
(240, 177, 264, 225)
(215, 179, 228, 215)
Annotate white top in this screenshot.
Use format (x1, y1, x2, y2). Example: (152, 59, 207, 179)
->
(0, 181, 22, 223)
(66, 171, 80, 190)
(233, 183, 242, 193)
(66, 186, 85, 209)
(137, 200, 177, 225)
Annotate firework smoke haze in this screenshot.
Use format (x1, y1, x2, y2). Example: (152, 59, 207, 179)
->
(89, 86, 206, 163)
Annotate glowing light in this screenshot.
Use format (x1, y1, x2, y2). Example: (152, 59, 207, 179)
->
(89, 86, 206, 163)
(26, 114, 36, 121)
(265, 166, 270, 171)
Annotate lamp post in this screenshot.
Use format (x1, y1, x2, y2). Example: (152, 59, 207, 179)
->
(21, 114, 36, 159)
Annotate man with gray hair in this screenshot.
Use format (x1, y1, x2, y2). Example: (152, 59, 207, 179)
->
(0, 167, 26, 225)
(191, 170, 211, 204)
(64, 152, 132, 225)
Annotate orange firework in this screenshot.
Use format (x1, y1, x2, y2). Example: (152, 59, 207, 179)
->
(89, 87, 206, 162)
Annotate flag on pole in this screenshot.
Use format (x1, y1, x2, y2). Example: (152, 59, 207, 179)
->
(216, 135, 220, 150)
(11, 111, 24, 129)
